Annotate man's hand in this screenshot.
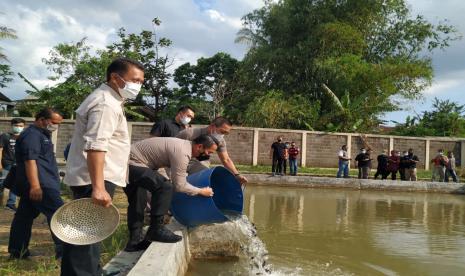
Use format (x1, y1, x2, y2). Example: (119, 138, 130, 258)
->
(92, 187, 112, 207)
(198, 187, 214, 197)
(236, 174, 248, 185)
(29, 186, 43, 202)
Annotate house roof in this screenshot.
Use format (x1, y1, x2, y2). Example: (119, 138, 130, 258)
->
(0, 91, 12, 102)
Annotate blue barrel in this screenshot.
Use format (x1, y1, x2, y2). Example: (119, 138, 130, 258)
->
(170, 166, 243, 228)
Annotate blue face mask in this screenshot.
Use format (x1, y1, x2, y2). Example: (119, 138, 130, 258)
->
(12, 126, 24, 134)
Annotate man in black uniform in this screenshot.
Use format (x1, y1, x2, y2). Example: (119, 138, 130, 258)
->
(270, 137, 286, 176)
(8, 108, 64, 259)
(150, 106, 195, 137)
(0, 117, 26, 211)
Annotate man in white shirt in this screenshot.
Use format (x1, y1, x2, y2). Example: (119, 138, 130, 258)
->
(336, 145, 351, 178)
(61, 58, 144, 276)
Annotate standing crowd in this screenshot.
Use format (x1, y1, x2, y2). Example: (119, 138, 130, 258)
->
(336, 145, 459, 182)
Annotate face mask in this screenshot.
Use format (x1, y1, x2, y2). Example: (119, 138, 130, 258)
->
(361, 150, 366, 154)
(47, 124, 59, 132)
(196, 151, 210, 161)
(180, 116, 191, 125)
(117, 75, 142, 100)
(12, 126, 24, 134)
(212, 132, 224, 141)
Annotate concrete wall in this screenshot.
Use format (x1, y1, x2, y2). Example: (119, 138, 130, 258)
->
(0, 118, 463, 170)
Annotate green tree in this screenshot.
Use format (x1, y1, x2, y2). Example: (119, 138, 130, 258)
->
(236, 0, 460, 131)
(174, 52, 239, 121)
(392, 98, 465, 137)
(0, 20, 17, 88)
(22, 18, 175, 121)
(25, 38, 113, 118)
(242, 90, 319, 129)
(107, 18, 174, 120)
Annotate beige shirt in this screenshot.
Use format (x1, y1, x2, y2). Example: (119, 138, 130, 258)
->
(129, 137, 201, 196)
(64, 83, 130, 187)
(176, 127, 227, 152)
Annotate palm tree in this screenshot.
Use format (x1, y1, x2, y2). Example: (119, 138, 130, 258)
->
(0, 19, 17, 61)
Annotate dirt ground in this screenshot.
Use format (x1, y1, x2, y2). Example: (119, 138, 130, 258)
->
(0, 188, 129, 276)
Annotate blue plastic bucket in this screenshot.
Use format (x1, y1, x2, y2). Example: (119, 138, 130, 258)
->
(170, 166, 243, 228)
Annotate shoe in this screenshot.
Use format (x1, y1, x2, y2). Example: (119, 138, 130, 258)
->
(145, 225, 182, 243)
(6, 204, 17, 212)
(124, 239, 151, 252)
(146, 217, 182, 243)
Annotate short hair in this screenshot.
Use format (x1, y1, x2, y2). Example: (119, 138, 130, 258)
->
(211, 116, 232, 128)
(193, 134, 219, 148)
(408, 148, 413, 151)
(177, 105, 195, 114)
(35, 107, 62, 121)
(341, 145, 347, 148)
(106, 58, 144, 82)
(11, 118, 26, 125)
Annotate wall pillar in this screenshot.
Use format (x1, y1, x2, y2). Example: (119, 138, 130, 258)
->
(252, 129, 259, 166)
(301, 132, 307, 167)
(461, 141, 465, 170)
(425, 139, 430, 170)
(389, 137, 394, 153)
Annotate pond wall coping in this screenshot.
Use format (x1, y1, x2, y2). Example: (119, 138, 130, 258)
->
(103, 221, 190, 276)
(244, 173, 465, 194)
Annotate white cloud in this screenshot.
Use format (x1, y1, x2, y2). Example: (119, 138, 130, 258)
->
(205, 9, 242, 29)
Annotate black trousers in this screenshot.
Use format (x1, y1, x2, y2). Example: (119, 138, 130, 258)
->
(61, 181, 116, 276)
(399, 168, 406, 181)
(124, 165, 174, 237)
(8, 187, 63, 257)
(374, 168, 389, 180)
(272, 156, 284, 174)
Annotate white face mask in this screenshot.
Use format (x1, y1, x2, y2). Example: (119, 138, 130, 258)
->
(117, 75, 142, 100)
(212, 132, 224, 140)
(180, 116, 191, 125)
(361, 150, 366, 154)
(47, 124, 59, 132)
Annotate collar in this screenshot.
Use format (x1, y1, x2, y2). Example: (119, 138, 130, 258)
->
(171, 119, 182, 127)
(102, 83, 124, 103)
(30, 124, 51, 138)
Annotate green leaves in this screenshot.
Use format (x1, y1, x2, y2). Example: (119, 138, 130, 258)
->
(392, 98, 465, 137)
(235, 0, 460, 132)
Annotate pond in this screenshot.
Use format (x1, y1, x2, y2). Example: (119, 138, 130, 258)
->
(187, 185, 465, 275)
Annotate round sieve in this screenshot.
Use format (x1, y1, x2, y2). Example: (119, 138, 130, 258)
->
(51, 198, 120, 245)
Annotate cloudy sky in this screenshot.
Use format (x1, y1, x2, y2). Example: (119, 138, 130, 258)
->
(0, 0, 464, 124)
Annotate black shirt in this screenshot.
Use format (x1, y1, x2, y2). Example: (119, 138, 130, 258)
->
(0, 132, 17, 167)
(14, 125, 60, 195)
(377, 154, 389, 169)
(405, 154, 419, 169)
(355, 153, 370, 168)
(150, 119, 184, 137)
(271, 142, 286, 158)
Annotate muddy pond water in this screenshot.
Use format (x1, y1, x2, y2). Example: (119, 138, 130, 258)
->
(187, 185, 465, 275)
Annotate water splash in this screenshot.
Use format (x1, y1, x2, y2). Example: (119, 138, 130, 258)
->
(226, 213, 272, 275)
